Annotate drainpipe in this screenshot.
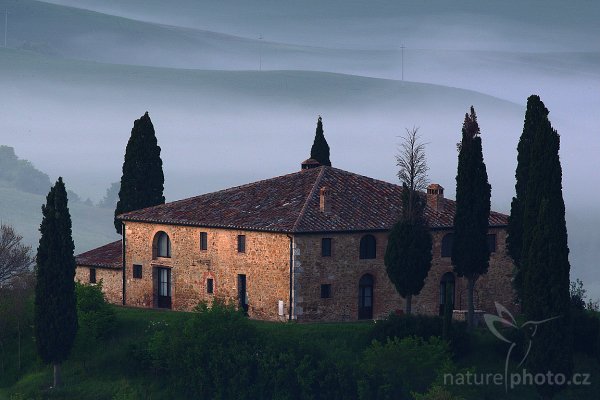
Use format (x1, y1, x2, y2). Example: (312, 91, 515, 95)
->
(122, 222, 126, 306)
(287, 234, 294, 321)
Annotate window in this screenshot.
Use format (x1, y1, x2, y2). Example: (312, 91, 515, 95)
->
(321, 284, 332, 298)
(200, 232, 208, 251)
(133, 264, 142, 279)
(237, 235, 246, 253)
(359, 234, 376, 259)
(441, 233, 453, 258)
(321, 238, 332, 257)
(207, 278, 214, 294)
(155, 231, 171, 258)
(89, 268, 96, 284)
(487, 234, 497, 253)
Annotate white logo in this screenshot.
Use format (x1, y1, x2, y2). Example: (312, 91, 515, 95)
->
(483, 302, 560, 391)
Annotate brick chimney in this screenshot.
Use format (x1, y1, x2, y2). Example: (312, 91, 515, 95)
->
(427, 184, 444, 212)
(301, 158, 321, 170)
(319, 186, 331, 213)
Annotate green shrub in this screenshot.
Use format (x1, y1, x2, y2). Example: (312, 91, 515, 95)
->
(371, 314, 470, 356)
(358, 336, 455, 400)
(142, 299, 357, 399)
(146, 300, 261, 399)
(75, 282, 117, 340)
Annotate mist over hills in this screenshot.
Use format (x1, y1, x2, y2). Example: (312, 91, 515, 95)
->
(0, 0, 598, 297)
(40, 0, 600, 52)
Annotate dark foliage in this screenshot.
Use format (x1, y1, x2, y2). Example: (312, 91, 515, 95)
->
(384, 203, 432, 314)
(508, 95, 547, 302)
(358, 336, 453, 400)
(310, 116, 331, 166)
(114, 112, 165, 233)
(451, 106, 491, 329)
(0, 272, 35, 385)
(132, 300, 461, 400)
(34, 178, 78, 366)
(138, 300, 356, 399)
(371, 313, 470, 356)
(571, 309, 600, 357)
(520, 96, 573, 398)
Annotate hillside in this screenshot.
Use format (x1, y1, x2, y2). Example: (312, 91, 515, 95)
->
(0, 186, 119, 253)
(40, 0, 600, 52)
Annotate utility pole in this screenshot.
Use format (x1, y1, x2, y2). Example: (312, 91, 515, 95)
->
(400, 44, 405, 82)
(4, 9, 7, 48)
(259, 34, 263, 71)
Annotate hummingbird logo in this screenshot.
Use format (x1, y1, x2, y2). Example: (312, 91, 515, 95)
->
(483, 302, 560, 391)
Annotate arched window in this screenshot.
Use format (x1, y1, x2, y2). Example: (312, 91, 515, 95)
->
(441, 233, 453, 258)
(359, 234, 376, 259)
(358, 274, 374, 319)
(154, 231, 171, 258)
(439, 272, 455, 316)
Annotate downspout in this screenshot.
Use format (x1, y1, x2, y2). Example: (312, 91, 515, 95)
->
(122, 222, 126, 306)
(287, 234, 294, 321)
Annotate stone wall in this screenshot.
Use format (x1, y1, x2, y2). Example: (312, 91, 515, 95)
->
(119, 221, 515, 322)
(123, 221, 291, 321)
(293, 231, 402, 321)
(293, 227, 516, 321)
(75, 266, 122, 305)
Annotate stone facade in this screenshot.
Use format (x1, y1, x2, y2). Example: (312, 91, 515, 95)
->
(75, 266, 122, 305)
(123, 221, 291, 320)
(116, 221, 515, 321)
(293, 227, 516, 322)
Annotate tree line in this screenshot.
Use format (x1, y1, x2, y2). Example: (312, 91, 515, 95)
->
(384, 95, 572, 399)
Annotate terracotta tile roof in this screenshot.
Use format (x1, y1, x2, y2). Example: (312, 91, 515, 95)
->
(117, 166, 508, 232)
(75, 240, 122, 269)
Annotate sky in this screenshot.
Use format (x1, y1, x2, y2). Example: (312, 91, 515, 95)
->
(0, 0, 598, 297)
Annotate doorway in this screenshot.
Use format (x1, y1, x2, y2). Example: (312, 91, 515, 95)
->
(156, 267, 171, 309)
(358, 274, 374, 319)
(238, 274, 248, 314)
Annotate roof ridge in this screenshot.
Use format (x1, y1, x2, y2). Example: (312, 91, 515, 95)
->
(292, 166, 327, 232)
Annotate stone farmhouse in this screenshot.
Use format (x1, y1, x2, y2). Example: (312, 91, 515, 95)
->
(75, 160, 515, 322)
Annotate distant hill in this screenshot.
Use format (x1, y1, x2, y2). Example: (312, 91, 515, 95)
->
(0, 145, 51, 195)
(0, 186, 119, 254)
(0, 146, 119, 253)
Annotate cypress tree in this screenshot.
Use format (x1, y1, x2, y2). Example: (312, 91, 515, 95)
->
(114, 112, 165, 233)
(452, 106, 491, 330)
(310, 116, 331, 166)
(521, 97, 572, 398)
(507, 95, 545, 302)
(385, 186, 432, 314)
(34, 177, 78, 388)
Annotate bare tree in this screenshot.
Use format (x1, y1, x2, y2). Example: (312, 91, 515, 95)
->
(396, 127, 429, 221)
(0, 224, 33, 286)
(385, 128, 432, 314)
